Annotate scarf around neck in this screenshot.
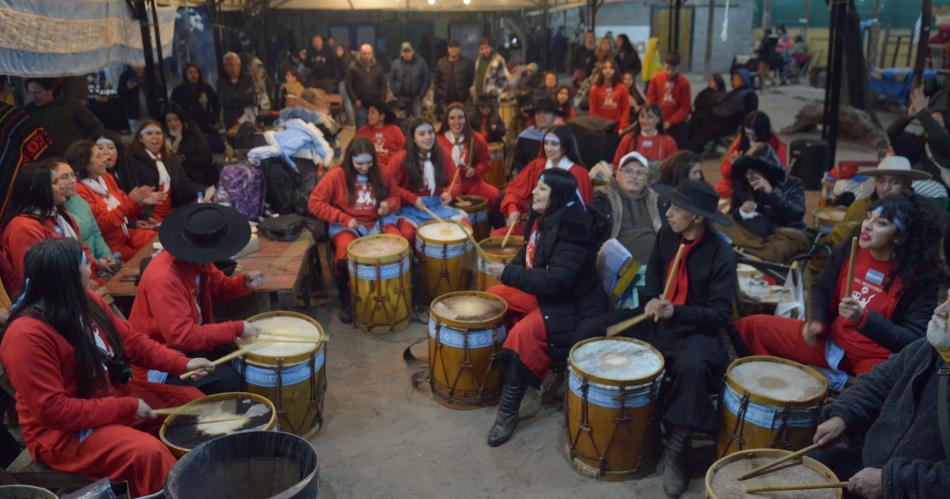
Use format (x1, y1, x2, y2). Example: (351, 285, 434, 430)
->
(82, 176, 128, 235)
(418, 151, 437, 196)
(665, 234, 704, 306)
(146, 149, 172, 192)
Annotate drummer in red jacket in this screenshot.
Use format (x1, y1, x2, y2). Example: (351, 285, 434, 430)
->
(436, 102, 500, 214)
(353, 101, 406, 168)
(309, 136, 404, 324)
(496, 125, 592, 237)
(646, 52, 691, 144)
(0, 238, 213, 497)
(129, 204, 263, 394)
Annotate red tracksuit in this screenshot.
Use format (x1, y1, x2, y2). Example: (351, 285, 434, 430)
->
(436, 132, 500, 212)
(355, 124, 406, 168)
(385, 150, 463, 241)
(75, 173, 156, 261)
(716, 133, 789, 198)
(308, 166, 404, 274)
(646, 70, 691, 127)
(589, 82, 631, 132)
(612, 132, 679, 166)
(0, 214, 99, 297)
(128, 250, 252, 357)
(494, 158, 592, 236)
(0, 292, 203, 497)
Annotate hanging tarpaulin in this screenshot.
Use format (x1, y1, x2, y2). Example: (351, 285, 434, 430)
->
(0, 0, 176, 77)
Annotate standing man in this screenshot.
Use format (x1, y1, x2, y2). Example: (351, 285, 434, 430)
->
(471, 38, 511, 103)
(117, 65, 147, 132)
(216, 52, 256, 135)
(646, 53, 691, 145)
(306, 35, 338, 93)
(171, 63, 223, 153)
(551, 26, 568, 74)
(433, 40, 475, 115)
(570, 30, 597, 78)
(346, 44, 388, 128)
(24, 78, 103, 158)
(390, 42, 431, 118)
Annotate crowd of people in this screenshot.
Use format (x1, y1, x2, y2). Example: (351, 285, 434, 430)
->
(0, 26, 948, 499)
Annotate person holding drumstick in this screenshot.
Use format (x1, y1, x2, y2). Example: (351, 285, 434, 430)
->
(0, 238, 213, 497)
(495, 125, 593, 237)
(436, 102, 500, 214)
(309, 136, 404, 324)
(574, 180, 737, 498)
(129, 204, 264, 394)
(482, 168, 607, 447)
(737, 194, 940, 386)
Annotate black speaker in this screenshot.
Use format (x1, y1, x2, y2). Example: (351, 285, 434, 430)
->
(789, 138, 830, 190)
(567, 115, 619, 168)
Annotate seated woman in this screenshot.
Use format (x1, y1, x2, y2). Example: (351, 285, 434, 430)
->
(716, 110, 788, 198)
(120, 120, 210, 225)
(684, 70, 758, 154)
(309, 137, 403, 324)
(719, 155, 809, 262)
(482, 168, 607, 447)
(62, 161, 115, 267)
(1, 159, 105, 296)
(737, 194, 940, 385)
(588, 59, 631, 133)
(163, 103, 215, 187)
(0, 238, 212, 497)
(93, 131, 131, 185)
(67, 141, 162, 261)
(611, 104, 679, 168)
(469, 94, 506, 144)
(384, 117, 466, 242)
(554, 85, 576, 122)
(437, 103, 501, 213)
(497, 125, 593, 237)
(354, 101, 406, 168)
(128, 204, 264, 394)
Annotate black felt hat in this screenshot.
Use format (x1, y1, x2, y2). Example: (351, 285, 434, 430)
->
(159, 204, 251, 263)
(652, 180, 733, 227)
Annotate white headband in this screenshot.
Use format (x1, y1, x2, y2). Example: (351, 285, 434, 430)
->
(138, 126, 162, 136)
(96, 137, 115, 147)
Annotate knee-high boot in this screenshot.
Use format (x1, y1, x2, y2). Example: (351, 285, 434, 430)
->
(487, 355, 529, 447)
(662, 425, 692, 498)
(334, 262, 352, 324)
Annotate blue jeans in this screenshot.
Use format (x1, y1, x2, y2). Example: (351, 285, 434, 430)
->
(339, 81, 355, 126)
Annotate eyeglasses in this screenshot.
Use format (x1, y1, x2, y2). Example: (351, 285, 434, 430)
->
(618, 168, 647, 177)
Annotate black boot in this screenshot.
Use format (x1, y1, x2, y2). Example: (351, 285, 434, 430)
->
(662, 425, 691, 498)
(487, 357, 529, 447)
(334, 265, 352, 324)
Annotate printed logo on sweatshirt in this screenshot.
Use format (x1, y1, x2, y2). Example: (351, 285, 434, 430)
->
(373, 132, 389, 159)
(355, 181, 376, 209)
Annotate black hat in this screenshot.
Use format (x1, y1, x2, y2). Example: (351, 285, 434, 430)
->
(159, 204, 251, 263)
(532, 97, 560, 116)
(729, 154, 786, 186)
(652, 180, 733, 227)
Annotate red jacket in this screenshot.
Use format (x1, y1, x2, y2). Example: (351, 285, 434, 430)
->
(75, 174, 142, 256)
(436, 132, 492, 190)
(308, 166, 402, 227)
(716, 133, 789, 198)
(355, 124, 406, 168)
(128, 250, 251, 354)
(646, 70, 691, 126)
(589, 83, 631, 131)
(384, 150, 463, 205)
(612, 132, 679, 166)
(0, 213, 97, 297)
(0, 292, 190, 457)
(500, 157, 593, 217)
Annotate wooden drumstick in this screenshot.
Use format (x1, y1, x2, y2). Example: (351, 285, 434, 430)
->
(419, 204, 449, 225)
(745, 481, 849, 494)
(500, 221, 517, 248)
(454, 221, 491, 261)
(179, 346, 253, 380)
(654, 243, 687, 322)
(844, 236, 858, 298)
(447, 166, 461, 195)
(605, 312, 650, 337)
(738, 442, 823, 481)
(153, 405, 207, 416)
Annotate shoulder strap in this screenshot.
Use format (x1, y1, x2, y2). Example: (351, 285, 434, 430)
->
(939, 363, 950, 460)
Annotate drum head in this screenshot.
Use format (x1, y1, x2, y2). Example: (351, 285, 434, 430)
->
(730, 359, 826, 402)
(247, 314, 325, 359)
(431, 292, 506, 323)
(451, 195, 486, 210)
(348, 235, 408, 260)
(162, 393, 275, 453)
(570, 338, 663, 384)
(417, 222, 470, 242)
(479, 237, 523, 259)
(708, 450, 839, 498)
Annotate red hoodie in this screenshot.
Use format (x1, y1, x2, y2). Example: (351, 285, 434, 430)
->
(308, 166, 402, 227)
(0, 213, 98, 296)
(355, 124, 406, 168)
(384, 150, 463, 205)
(646, 70, 691, 126)
(612, 132, 679, 166)
(589, 82, 631, 131)
(500, 157, 593, 217)
(436, 132, 492, 190)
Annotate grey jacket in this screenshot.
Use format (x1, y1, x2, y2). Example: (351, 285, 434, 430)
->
(593, 180, 662, 241)
(823, 338, 950, 498)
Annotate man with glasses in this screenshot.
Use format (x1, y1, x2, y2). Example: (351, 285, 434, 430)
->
(591, 151, 663, 264)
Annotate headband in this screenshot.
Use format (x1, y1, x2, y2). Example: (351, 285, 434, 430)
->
(96, 137, 115, 147)
(139, 126, 163, 136)
(353, 153, 373, 163)
(543, 136, 561, 145)
(872, 207, 907, 232)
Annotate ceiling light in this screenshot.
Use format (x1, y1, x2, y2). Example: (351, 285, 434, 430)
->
(427, 0, 435, 4)
(463, 0, 470, 4)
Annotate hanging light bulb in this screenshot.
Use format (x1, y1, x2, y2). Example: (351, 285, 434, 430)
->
(427, 0, 435, 4)
(463, 0, 470, 4)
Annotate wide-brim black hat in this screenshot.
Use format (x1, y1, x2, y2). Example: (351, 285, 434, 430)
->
(531, 97, 561, 116)
(730, 154, 786, 186)
(652, 180, 733, 227)
(159, 204, 251, 263)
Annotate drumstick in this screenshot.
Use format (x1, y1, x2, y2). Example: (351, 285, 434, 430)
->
(447, 166, 461, 195)
(605, 312, 650, 337)
(179, 346, 254, 380)
(454, 221, 491, 261)
(738, 442, 823, 481)
(419, 204, 448, 224)
(500, 222, 516, 248)
(745, 482, 849, 494)
(654, 243, 687, 322)
(153, 405, 208, 416)
(844, 236, 858, 298)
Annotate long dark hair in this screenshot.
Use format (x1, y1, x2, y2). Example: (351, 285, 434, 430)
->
(5, 159, 60, 224)
(401, 118, 447, 193)
(93, 130, 131, 189)
(64, 140, 97, 181)
(440, 102, 474, 169)
(596, 59, 619, 87)
(624, 103, 667, 143)
(543, 125, 584, 167)
(341, 137, 388, 205)
(525, 168, 581, 234)
(739, 111, 772, 153)
(659, 150, 703, 186)
(864, 193, 942, 291)
(4, 239, 127, 398)
(131, 119, 169, 162)
(616, 34, 635, 58)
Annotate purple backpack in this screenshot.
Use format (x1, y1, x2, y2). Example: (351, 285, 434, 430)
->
(214, 161, 265, 221)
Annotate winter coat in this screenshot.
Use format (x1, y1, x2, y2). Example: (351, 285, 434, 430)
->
(169, 121, 215, 186)
(305, 46, 338, 83)
(25, 97, 104, 158)
(591, 179, 662, 248)
(822, 338, 950, 499)
(571, 45, 597, 76)
(390, 55, 431, 98)
(615, 48, 642, 77)
(171, 80, 221, 134)
(216, 74, 256, 129)
(729, 155, 806, 237)
(471, 52, 511, 100)
(434, 56, 476, 105)
(117, 69, 145, 121)
(716, 133, 789, 198)
(122, 147, 204, 211)
(346, 58, 388, 105)
(501, 203, 607, 370)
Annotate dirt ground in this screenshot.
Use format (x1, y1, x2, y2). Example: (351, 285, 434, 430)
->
(298, 76, 880, 498)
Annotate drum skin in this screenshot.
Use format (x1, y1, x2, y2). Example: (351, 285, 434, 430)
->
(415, 221, 474, 300)
(476, 236, 524, 291)
(428, 292, 508, 409)
(347, 234, 412, 334)
(239, 311, 328, 437)
(705, 448, 842, 499)
(717, 356, 828, 457)
(485, 142, 507, 189)
(566, 337, 665, 481)
(159, 392, 277, 457)
(450, 195, 489, 241)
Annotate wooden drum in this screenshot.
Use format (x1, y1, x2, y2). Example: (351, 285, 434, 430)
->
(415, 221, 473, 300)
(718, 356, 828, 457)
(347, 234, 412, 333)
(160, 392, 276, 457)
(706, 448, 842, 498)
(814, 207, 847, 233)
(486, 142, 507, 188)
(476, 235, 523, 290)
(237, 311, 327, 436)
(566, 337, 665, 481)
(428, 291, 508, 408)
(450, 195, 489, 241)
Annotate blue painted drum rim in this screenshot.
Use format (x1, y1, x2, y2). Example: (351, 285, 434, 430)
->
(415, 238, 472, 259)
(427, 316, 507, 349)
(567, 367, 663, 409)
(236, 349, 326, 388)
(348, 255, 411, 280)
(721, 382, 822, 429)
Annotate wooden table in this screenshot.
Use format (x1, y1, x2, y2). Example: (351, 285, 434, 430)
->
(106, 232, 317, 310)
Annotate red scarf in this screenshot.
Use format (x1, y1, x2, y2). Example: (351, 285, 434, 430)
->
(665, 234, 704, 305)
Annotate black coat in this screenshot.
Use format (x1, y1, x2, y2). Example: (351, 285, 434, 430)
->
(216, 75, 256, 129)
(121, 147, 205, 210)
(171, 122, 215, 187)
(117, 69, 145, 121)
(501, 204, 607, 370)
(730, 156, 806, 237)
(345, 59, 388, 105)
(823, 339, 950, 498)
(811, 243, 938, 353)
(171, 82, 221, 134)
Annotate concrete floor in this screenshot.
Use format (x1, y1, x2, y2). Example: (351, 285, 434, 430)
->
(296, 77, 882, 498)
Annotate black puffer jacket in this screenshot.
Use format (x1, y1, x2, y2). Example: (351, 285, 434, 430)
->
(730, 154, 805, 237)
(121, 146, 205, 210)
(501, 203, 608, 370)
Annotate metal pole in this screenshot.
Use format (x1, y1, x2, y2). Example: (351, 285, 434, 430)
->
(913, 0, 933, 88)
(541, 0, 550, 70)
(672, 0, 681, 54)
(823, 0, 847, 170)
(132, 0, 161, 119)
(704, 0, 715, 74)
(148, 0, 168, 110)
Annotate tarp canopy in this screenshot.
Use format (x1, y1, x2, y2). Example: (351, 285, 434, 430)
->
(0, 0, 176, 78)
(215, 0, 584, 12)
